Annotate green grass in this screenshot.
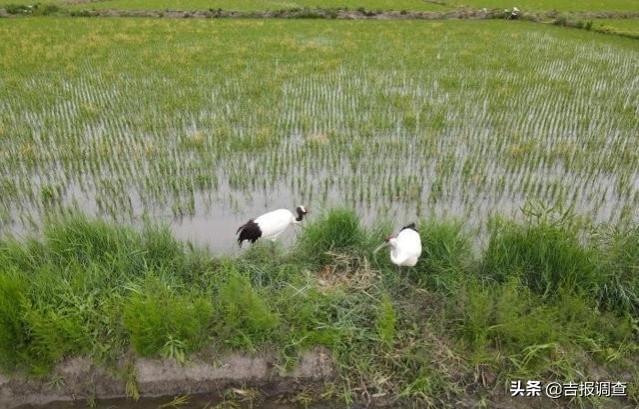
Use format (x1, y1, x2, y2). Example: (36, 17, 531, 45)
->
(0, 210, 637, 407)
(123, 277, 213, 359)
(593, 18, 639, 36)
(0, 18, 637, 241)
(296, 207, 368, 266)
(481, 216, 601, 296)
(216, 269, 280, 349)
(407, 219, 472, 292)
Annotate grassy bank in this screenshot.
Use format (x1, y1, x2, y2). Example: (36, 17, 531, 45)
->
(1, 208, 637, 407)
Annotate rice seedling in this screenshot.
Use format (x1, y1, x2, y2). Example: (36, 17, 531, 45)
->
(158, 394, 191, 409)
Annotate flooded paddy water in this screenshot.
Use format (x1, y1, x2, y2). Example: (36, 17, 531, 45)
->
(1, 19, 638, 253)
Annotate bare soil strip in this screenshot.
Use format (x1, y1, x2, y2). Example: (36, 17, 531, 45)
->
(2, 6, 639, 20)
(63, 8, 639, 20)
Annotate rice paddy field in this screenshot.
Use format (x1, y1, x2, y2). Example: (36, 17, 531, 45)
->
(0, 18, 638, 250)
(594, 18, 639, 35)
(0, 8, 638, 409)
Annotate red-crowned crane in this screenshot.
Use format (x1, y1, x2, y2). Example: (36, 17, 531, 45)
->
(374, 222, 422, 267)
(236, 206, 308, 247)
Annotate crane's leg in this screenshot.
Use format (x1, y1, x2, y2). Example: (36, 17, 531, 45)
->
(397, 265, 410, 293)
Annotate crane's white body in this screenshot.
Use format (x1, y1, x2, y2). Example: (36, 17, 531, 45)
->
(254, 209, 297, 241)
(388, 228, 422, 267)
(237, 206, 307, 247)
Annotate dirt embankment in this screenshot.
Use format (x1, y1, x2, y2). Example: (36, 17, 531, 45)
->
(0, 348, 334, 408)
(1, 6, 638, 20)
(60, 8, 639, 20)
(68, 7, 509, 19)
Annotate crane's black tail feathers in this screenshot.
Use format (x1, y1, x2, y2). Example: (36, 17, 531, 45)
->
(236, 219, 262, 247)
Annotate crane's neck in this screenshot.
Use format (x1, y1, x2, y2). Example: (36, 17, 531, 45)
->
(390, 250, 402, 266)
(388, 239, 404, 265)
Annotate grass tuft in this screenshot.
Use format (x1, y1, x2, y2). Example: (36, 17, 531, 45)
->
(375, 293, 396, 347)
(0, 269, 28, 370)
(123, 277, 213, 358)
(410, 220, 473, 292)
(216, 269, 280, 349)
(297, 208, 367, 267)
(595, 226, 639, 314)
(481, 217, 600, 298)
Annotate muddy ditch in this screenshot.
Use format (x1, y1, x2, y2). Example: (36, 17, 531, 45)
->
(0, 348, 334, 409)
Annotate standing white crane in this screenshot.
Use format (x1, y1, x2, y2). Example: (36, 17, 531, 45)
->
(374, 222, 422, 267)
(236, 206, 308, 247)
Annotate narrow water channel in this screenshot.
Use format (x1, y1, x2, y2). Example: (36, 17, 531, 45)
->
(17, 394, 344, 409)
